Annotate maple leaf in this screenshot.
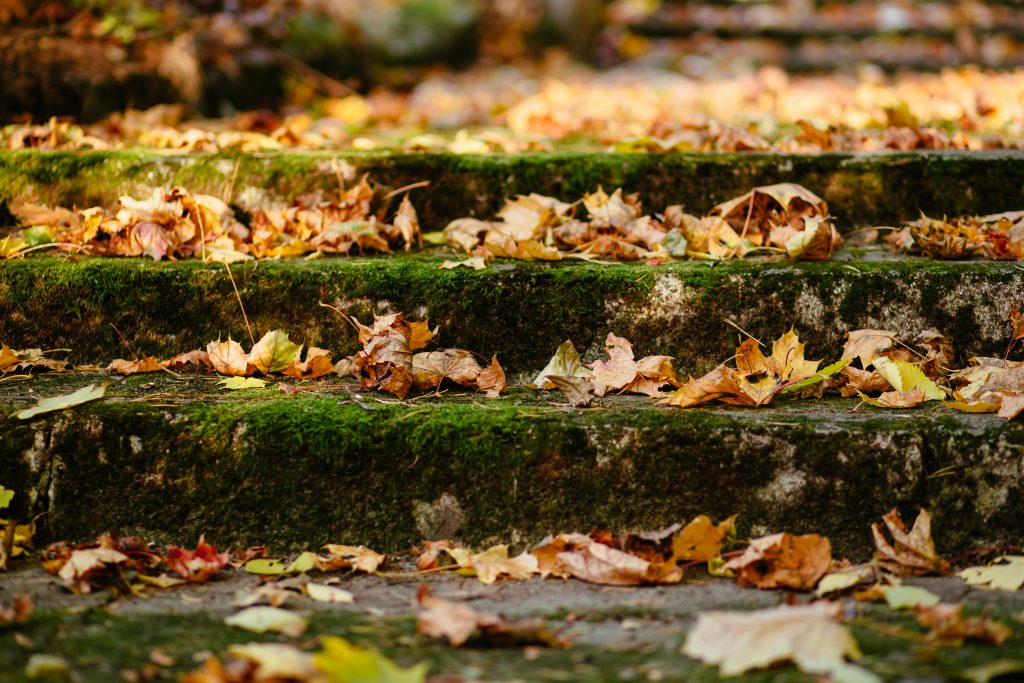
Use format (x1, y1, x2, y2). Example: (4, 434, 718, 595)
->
(162, 350, 211, 371)
(783, 215, 837, 260)
(317, 544, 386, 574)
(958, 555, 1024, 591)
(165, 535, 230, 583)
(913, 603, 1013, 645)
(315, 636, 428, 683)
(218, 377, 267, 390)
(589, 333, 677, 396)
(444, 545, 538, 585)
(415, 540, 453, 571)
(107, 357, 162, 375)
(391, 195, 422, 251)
(55, 546, 130, 594)
(583, 187, 639, 228)
(546, 375, 595, 407)
(857, 387, 927, 409)
(207, 338, 249, 376)
(907, 215, 985, 259)
(530, 340, 591, 389)
(709, 183, 831, 248)
(872, 508, 949, 576)
(0, 344, 67, 374)
(870, 358, 945, 401)
(281, 347, 336, 379)
(531, 534, 681, 586)
(683, 602, 860, 676)
(248, 330, 301, 374)
(724, 532, 832, 590)
(843, 329, 896, 368)
(477, 354, 506, 398)
(412, 349, 481, 391)
(671, 514, 737, 562)
(349, 314, 416, 399)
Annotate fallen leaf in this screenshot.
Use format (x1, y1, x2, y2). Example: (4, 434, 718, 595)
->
(870, 358, 945, 401)
(16, 384, 106, 420)
(534, 535, 681, 586)
(25, 654, 70, 679)
(0, 594, 32, 624)
(165, 536, 230, 583)
(913, 603, 1012, 645)
(416, 585, 568, 648)
(106, 357, 162, 375)
(317, 545, 386, 574)
(476, 355, 506, 398)
(218, 376, 267, 390)
(857, 387, 927, 409)
(412, 349, 481, 391)
(227, 643, 316, 681)
(958, 556, 1024, 591)
(245, 551, 318, 576)
(314, 636, 428, 683)
(671, 514, 737, 562)
(306, 583, 355, 603)
(224, 607, 308, 637)
(530, 340, 591, 389)
(880, 585, 941, 609)
(546, 375, 594, 407)
(207, 338, 249, 376)
(842, 330, 896, 368)
(56, 546, 129, 594)
(444, 545, 538, 585)
(682, 602, 860, 676)
(441, 257, 487, 270)
(248, 330, 301, 375)
(816, 564, 879, 597)
(872, 508, 949, 576)
(724, 532, 832, 590)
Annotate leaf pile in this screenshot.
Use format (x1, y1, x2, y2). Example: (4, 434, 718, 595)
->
(444, 183, 839, 262)
(341, 312, 506, 400)
(888, 210, 1024, 260)
(8, 178, 421, 261)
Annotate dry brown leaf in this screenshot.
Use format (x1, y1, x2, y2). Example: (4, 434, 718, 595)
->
(477, 355, 506, 398)
(412, 349, 482, 391)
(416, 585, 568, 648)
(872, 508, 949, 576)
(316, 545, 386, 574)
(724, 532, 832, 590)
(843, 330, 896, 368)
(444, 545, 538, 585)
(207, 338, 250, 376)
(546, 375, 594, 407)
(107, 357, 162, 375)
(533, 535, 682, 586)
(913, 603, 1012, 645)
(672, 514, 738, 562)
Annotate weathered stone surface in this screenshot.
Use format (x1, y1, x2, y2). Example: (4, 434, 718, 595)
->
(1, 256, 1021, 376)
(1, 379, 1021, 557)
(3, 150, 1024, 229)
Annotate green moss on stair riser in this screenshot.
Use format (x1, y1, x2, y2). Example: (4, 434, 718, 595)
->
(3, 150, 1024, 229)
(2, 396, 1022, 557)
(1, 256, 1022, 373)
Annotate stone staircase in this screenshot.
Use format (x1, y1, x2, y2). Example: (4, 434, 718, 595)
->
(1, 149, 1023, 562)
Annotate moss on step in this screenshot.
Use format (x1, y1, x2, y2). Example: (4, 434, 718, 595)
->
(1, 256, 1022, 375)
(1, 380, 1021, 557)
(3, 150, 1024, 229)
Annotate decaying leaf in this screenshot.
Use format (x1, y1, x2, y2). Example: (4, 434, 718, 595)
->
(546, 375, 595, 407)
(589, 333, 678, 397)
(671, 514, 737, 562)
(872, 508, 949, 576)
(416, 585, 568, 648)
(207, 338, 250, 376)
(317, 544, 386, 574)
(224, 606, 308, 637)
(531, 534, 681, 586)
(0, 344, 67, 374)
(248, 330, 301, 374)
(913, 603, 1013, 645)
(530, 340, 591, 389)
(164, 536, 230, 583)
(723, 532, 832, 590)
(958, 556, 1024, 592)
(15, 384, 106, 420)
(682, 602, 861, 676)
(443, 545, 538, 585)
(314, 636, 428, 683)
(107, 357, 162, 375)
(306, 583, 355, 604)
(218, 376, 267, 390)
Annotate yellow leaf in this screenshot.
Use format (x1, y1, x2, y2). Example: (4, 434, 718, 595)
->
(958, 556, 1024, 592)
(15, 384, 106, 420)
(871, 358, 945, 400)
(248, 330, 301, 374)
(314, 636, 428, 683)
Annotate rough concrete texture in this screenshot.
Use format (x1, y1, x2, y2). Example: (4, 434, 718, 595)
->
(1, 377, 1021, 557)
(1, 562, 1022, 683)
(2, 256, 1022, 375)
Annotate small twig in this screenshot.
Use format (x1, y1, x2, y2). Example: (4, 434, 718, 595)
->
(318, 301, 360, 332)
(723, 318, 761, 345)
(727, 191, 757, 259)
(196, 206, 208, 263)
(224, 263, 255, 345)
(10, 242, 89, 258)
(383, 180, 431, 201)
(222, 158, 242, 205)
(109, 323, 138, 360)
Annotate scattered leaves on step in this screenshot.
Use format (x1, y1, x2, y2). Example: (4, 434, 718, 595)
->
(11, 179, 423, 260)
(225, 607, 308, 637)
(872, 508, 949, 576)
(531, 533, 681, 586)
(314, 636, 428, 683)
(664, 330, 826, 408)
(416, 585, 568, 648)
(958, 556, 1024, 592)
(0, 344, 67, 374)
(913, 603, 1013, 645)
(316, 545, 386, 574)
(682, 602, 860, 676)
(442, 544, 538, 585)
(723, 532, 832, 591)
(15, 383, 106, 420)
(164, 536, 230, 583)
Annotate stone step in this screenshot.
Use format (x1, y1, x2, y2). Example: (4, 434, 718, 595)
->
(2, 377, 1022, 557)
(3, 151, 1024, 230)
(1, 256, 1021, 373)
